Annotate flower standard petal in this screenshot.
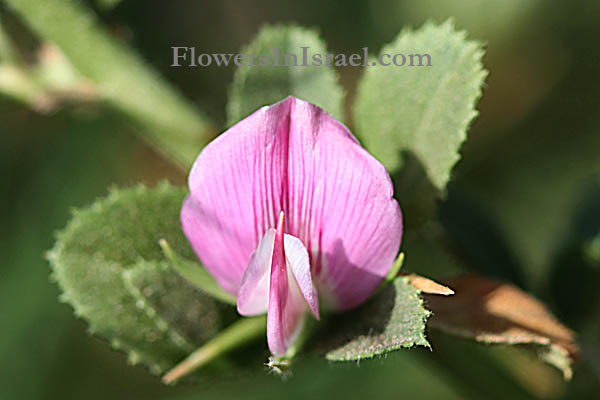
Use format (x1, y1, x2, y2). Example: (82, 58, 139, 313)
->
(284, 99, 402, 310)
(182, 96, 403, 354)
(181, 99, 292, 295)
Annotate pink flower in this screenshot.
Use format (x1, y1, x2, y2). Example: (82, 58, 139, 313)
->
(181, 97, 402, 356)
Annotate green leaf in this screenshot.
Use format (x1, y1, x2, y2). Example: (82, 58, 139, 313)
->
(122, 260, 236, 347)
(160, 239, 236, 305)
(48, 182, 234, 374)
(354, 20, 487, 191)
(323, 277, 430, 361)
(226, 24, 344, 126)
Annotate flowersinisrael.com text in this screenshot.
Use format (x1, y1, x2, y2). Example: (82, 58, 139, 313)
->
(171, 46, 432, 67)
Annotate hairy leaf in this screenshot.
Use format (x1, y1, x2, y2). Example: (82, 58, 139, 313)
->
(226, 24, 344, 126)
(354, 20, 487, 191)
(122, 260, 237, 346)
(48, 183, 234, 374)
(324, 277, 430, 361)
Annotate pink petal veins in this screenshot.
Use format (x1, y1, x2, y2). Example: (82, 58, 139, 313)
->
(182, 96, 402, 319)
(181, 100, 291, 295)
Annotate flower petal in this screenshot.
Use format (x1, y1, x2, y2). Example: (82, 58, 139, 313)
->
(236, 229, 275, 316)
(284, 234, 319, 319)
(182, 96, 402, 311)
(284, 99, 403, 310)
(267, 214, 308, 356)
(181, 100, 291, 294)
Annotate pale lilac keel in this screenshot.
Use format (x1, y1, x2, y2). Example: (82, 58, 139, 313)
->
(237, 213, 319, 356)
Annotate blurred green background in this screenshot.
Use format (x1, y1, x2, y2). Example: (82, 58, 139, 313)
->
(1, 0, 599, 399)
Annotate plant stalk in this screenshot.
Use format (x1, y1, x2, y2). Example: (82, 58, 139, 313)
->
(162, 315, 267, 384)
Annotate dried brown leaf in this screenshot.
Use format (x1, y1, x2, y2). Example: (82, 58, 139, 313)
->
(402, 273, 455, 295)
(424, 275, 578, 380)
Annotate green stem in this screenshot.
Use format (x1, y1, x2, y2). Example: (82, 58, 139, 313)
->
(162, 315, 267, 384)
(5, 0, 216, 169)
(375, 252, 404, 294)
